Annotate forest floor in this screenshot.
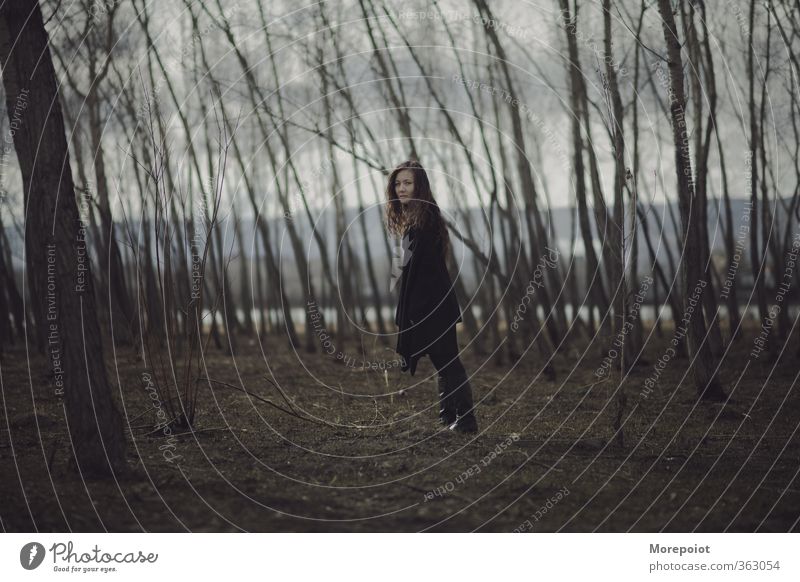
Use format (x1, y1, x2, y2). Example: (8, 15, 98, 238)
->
(2, 323, 799, 532)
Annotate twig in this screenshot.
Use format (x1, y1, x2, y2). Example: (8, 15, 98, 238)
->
(576, 377, 611, 391)
(125, 424, 157, 432)
(201, 377, 309, 421)
(125, 408, 155, 424)
(144, 420, 180, 437)
(262, 375, 306, 418)
(261, 375, 388, 430)
(170, 426, 230, 438)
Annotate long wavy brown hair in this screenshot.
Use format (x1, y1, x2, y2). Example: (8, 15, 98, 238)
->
(384, 160, 451, 259)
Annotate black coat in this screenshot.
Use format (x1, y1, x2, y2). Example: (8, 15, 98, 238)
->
(394, 222, 463, 375)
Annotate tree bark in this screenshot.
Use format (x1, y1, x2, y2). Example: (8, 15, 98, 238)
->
(656, 0, 726, 401)
(558, 0, 610, 344)
(0, 0, 127, 475)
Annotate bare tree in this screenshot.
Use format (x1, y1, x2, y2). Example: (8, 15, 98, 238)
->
(0, 0, 127, 475)
(656, 0, 726, 401)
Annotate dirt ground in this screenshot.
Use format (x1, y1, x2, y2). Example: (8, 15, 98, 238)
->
(1, 325, 799, 532)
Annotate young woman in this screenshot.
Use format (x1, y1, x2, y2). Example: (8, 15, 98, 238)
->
(386, 160, 478, 433)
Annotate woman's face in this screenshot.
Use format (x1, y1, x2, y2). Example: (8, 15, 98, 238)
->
(395, 169, 415, 205)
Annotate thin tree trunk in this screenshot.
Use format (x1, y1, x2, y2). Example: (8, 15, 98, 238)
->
(748, 0, 769, 334)
(656, 0, 725, 401)
(603, 0, 629, 374)
(558, 0, 610, 347)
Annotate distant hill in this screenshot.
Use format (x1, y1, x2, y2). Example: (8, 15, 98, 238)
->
(3, 197, 781, 302)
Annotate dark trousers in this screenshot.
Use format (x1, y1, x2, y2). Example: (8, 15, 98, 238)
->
(426, 324, 463, 376)
(426, 325, 473, 414)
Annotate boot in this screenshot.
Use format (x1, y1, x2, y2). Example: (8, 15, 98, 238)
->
(448, 369, 478, 433)
(437, 373, 457, 426)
